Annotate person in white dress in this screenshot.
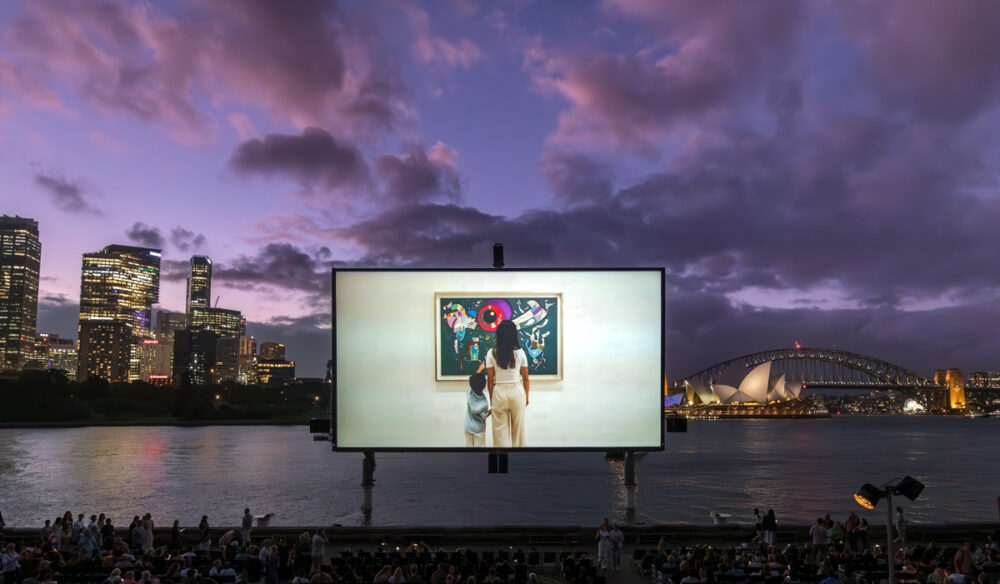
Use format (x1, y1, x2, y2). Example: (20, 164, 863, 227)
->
(486, 320, 530, 447)
(596, 518, 612, 570)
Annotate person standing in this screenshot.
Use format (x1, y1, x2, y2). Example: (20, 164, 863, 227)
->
(894, 507, 907, 549)
(610, 524, 625, 571)
(486, 320, 530, 448)
(595, 518, 612, 570)
(810, 518, 830, 546)
(311, 528, 328, 574)
(753, 508, 763, 543)
(465, 363, 491, 447)
(2, 542, 21, 583)
(242, 508, 253, 546)
(954, 542, 974, 576)
(762, 509, 777, 546)
(101, 518, 115, 551)
(844, 511, 860, 552)
(142, 514, 154, 554)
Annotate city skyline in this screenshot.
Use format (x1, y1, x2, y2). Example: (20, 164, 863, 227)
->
(4, 1, 1000, 379)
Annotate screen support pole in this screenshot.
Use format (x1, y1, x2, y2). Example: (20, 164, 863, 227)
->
(625, 451, 637, 523)
(361, 451, 376, 525)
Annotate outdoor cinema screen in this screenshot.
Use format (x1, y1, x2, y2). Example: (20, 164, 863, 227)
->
(332, 268, 664, 450)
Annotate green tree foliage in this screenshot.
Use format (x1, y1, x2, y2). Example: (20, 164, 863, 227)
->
(0, 373, 329, 424)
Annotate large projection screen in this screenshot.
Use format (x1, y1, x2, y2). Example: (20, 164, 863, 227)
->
(333, 268, 664, 451)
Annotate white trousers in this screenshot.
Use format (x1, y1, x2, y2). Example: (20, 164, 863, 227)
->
(491, 383, 526, 447)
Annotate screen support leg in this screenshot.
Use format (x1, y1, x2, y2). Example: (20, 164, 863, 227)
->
(625, 451, 637, 523)
(362, 451, 376, 525)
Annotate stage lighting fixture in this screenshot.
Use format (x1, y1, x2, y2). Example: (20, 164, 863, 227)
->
(851, 476, 924, 584)
(853, 483, 880, 510)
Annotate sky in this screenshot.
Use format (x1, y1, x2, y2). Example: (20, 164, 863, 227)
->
(3, 0, 1000, 380)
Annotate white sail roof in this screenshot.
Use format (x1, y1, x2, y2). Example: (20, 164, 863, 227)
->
(786, 379, 802, 398)
(768, 374, 787, 402)
(738, 361, 771, 404)
(690, 379, 717, 404)
(712, 384, 740, 404)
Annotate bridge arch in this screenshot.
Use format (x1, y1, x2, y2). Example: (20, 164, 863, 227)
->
(678, 347, 939, 389)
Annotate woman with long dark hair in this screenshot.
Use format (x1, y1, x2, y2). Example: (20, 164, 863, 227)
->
(486, 319, 530, 447)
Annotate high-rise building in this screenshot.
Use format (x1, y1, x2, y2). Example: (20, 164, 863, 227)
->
(186, 256, 212, 322)
(138, 338, 173, 382)
(155, 310, 187, 341)
(215, 336, 240, 383)
(37, 333, 78, 380)
(239, 336, 257, 385)
(190, 307, 244, 338)
(0, 215, 41, 371)
(78, 318, 132, 382)
(77, 245, 161, 382)
(259, 342, 285, 361)
(152, 310, 186, 383)
(172, 328, 219, 386)
(257, 359, 295, 387)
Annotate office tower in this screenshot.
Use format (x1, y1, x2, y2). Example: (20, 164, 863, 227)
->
(190, 306, 244, 338)
(154, 310, 186, 346)
(259, 342, 285, 361)
(0, 215, 41, 371)
(78, 319, 132, 382)
(138, 338, 173, 383)
(37, 333, 78, 380)
(77, 245, 161, 382)
(186, 255, 212, 323)
(151, 311, 186, 383)
(239, 336, 257, 384)
(214, 336, 240, 383)
(256, 359, 295, 387)
(172, 328, 219, 386)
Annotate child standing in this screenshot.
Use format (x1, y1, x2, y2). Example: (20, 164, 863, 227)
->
(465, 363, 491, 446)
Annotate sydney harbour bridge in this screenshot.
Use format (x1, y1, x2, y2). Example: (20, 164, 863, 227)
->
(677, 347, 942, 390)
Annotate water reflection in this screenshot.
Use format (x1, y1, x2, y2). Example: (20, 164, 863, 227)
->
(0, 417, 997, 527)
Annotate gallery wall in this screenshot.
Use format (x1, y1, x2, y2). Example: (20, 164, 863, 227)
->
(334, 270, 663, 449)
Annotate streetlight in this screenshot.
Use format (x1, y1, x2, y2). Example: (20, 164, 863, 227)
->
(853, 476, 924, 584)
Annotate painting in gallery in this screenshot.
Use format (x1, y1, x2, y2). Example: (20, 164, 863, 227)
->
(436, 293, 561, 380)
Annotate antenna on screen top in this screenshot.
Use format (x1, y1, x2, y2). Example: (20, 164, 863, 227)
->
(492, 242, 504, 269)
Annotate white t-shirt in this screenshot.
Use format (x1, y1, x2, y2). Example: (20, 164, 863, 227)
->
(486, 348, 527, 384)
(311, 533, 326, 557)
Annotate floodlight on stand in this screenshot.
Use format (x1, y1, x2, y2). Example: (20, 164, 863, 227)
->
(894, 475, 924, 501)
(854, 483, 881, 510)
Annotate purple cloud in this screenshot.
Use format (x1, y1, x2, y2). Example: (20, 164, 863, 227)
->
(374, 142, 462, 203)
(0, 1, 404, 139)
(229, 127, 370, 191)
(170, 227, 207, 252)
(125, 222, 164, 248)
(34, 172, 101, 215)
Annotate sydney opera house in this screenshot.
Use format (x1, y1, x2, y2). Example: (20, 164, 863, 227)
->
(668, 361, 830, 418)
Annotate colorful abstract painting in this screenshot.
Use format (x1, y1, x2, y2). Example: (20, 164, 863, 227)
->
(436, 293, 561, 380)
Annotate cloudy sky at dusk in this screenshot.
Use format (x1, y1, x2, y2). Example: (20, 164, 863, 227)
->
(3, 0, 1000, 379)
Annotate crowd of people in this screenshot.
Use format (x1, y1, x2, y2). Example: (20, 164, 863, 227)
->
(0, 510, 333, 584)
(642, 511, 1000, 584)
(1, 510, 999, 584)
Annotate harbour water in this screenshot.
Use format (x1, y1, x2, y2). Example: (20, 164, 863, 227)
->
(0, 416, 997, 528)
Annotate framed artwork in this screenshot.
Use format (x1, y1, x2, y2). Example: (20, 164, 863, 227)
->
(436, 292, 562, 381)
